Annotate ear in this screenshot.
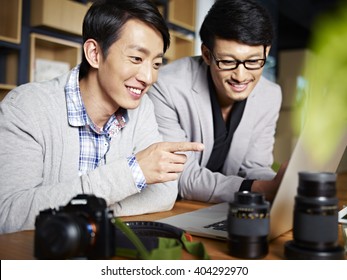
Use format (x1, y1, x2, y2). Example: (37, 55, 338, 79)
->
(83, 39, 101, 69)
(201, 44, 211, 66)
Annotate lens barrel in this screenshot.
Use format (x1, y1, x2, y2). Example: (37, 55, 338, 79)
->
(285, 172, 345, 259)
(227, 191, 270, 259)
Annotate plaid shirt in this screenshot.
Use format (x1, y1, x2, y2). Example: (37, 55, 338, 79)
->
(65, 65, 147, 191)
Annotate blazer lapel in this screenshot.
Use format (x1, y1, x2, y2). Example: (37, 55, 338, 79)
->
(191, 61, 215, 166)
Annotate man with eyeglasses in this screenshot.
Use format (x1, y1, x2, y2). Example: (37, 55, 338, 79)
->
(148, 0, 287, 204)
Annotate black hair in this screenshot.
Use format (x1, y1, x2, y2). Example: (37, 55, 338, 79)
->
(200, 0, 274, 50)
(79, 0, 170, 79)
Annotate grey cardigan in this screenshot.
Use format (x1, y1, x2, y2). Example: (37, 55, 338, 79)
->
(148, 56, 282, 203)
(0, 71, 177, 233)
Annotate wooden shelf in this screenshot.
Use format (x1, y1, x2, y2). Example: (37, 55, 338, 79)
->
(0, 48, 19, 85)
(30, 0, 91, 36)
(29, 33, 82, 82)
(0, 0, 22, 44)
(0, 83, 16, 101)
(0, 47, 19, 101)
(165, 30, 195, 63)
(155, 1, 165, 17)
(168, 0, 196, 32)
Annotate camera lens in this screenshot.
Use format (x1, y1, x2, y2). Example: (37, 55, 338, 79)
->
(35, 213, 96, 259)
(227, 191, 270, 259)
(35, 194, 117, 260)
(285, 172, 345, 259)
(295, 172, 338, 250)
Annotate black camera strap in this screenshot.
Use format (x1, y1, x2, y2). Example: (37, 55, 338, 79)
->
(113, 218, 210, 260)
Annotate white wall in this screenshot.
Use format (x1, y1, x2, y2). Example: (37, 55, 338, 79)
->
(194, 0, 214, 55)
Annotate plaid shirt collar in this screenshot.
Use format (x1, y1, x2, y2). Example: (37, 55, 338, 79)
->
(65, 65, 128, 135)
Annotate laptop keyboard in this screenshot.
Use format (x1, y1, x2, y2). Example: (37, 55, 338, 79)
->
(204, 220, 227, 231)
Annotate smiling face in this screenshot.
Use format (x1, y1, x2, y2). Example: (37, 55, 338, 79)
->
(202, 39, 270, 108)
(82, 19, 164, 117)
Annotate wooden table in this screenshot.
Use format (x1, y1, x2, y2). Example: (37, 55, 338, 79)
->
(1, 173, 346, 260)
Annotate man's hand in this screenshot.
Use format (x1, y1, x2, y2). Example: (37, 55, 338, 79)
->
(252, 161, 288, 203)
(136, 142, 204, 184)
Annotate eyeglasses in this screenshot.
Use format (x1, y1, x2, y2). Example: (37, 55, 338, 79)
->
(209, 46, 267, 71)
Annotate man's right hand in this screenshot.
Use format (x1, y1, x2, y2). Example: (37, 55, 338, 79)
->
(135, 142, 205, 184)
(251, 161, 288, 203)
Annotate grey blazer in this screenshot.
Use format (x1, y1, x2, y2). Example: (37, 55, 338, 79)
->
(148, 56, 282, 203)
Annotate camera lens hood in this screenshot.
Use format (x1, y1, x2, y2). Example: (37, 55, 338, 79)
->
(298, 172, 337, 197)
(234, 191, 266, 205)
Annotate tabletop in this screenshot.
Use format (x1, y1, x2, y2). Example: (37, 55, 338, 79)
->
(1, 172, 346, 260)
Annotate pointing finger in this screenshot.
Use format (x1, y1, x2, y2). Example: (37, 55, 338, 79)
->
(162, 142, 205, 153)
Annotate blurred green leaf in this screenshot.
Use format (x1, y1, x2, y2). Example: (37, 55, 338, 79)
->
(293, 3, 347, 163)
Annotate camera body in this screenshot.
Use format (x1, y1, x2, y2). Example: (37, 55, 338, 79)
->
(34, 194, 116, 259)
(227, 191, 270, 259)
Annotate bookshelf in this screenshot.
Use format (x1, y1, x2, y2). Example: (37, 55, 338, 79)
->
(0, 0, 22, 44)
(0, 0, 197, 100)
(29, 33, 82, 82)
(166, 0, 196, 63)
(0, 0, 22, 100)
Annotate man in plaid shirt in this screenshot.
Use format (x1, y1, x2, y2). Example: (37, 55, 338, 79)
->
(0, 0, 203, 233)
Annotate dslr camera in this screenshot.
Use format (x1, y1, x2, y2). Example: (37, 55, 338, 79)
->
(34, 194, 116, 259)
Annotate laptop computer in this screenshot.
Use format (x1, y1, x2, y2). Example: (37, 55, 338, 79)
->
(157, 128, 347, 241)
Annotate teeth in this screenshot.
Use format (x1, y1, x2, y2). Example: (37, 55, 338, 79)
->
(128, 87, 142, 95)
(232, 83, 246, 87)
